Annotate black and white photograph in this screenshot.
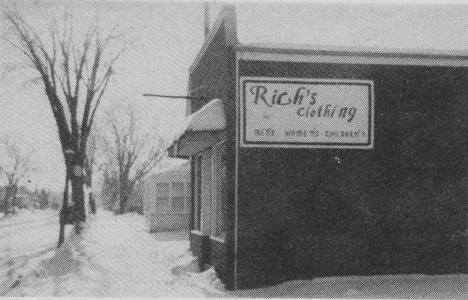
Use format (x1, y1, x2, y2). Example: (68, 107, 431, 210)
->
(0, 0, 467, 298)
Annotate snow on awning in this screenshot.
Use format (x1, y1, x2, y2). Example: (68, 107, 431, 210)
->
(168, 99, 226, 158)
(186, 98, 226, 132)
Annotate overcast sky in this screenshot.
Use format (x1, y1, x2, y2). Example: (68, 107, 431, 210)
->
(1, 0, 468, 191)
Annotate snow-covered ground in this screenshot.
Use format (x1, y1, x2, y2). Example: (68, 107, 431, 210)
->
(1, 209, 467, 298)
(0, 210, 210, 297)
(0, 209, 71, 296)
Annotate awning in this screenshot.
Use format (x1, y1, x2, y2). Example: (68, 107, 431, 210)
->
(168, 99, 226, 158)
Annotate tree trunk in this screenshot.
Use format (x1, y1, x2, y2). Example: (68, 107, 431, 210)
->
(11, 185, 18, 214)
(89, 192, 96, 214)
(118, 176, 128, 214)
(118, 190, 128, 214)
(3, 186, 12, 216)
(71, 172, 86, 233)
(58, 172, 69, 247)
(85, 164, 96, 214)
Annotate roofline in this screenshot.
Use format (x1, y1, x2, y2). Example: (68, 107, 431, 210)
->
(150, 161, 190, 176)
(189, 5, 237, 74)
(236, 43, 468, 61)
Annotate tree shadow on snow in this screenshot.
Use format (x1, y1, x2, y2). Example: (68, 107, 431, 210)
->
(38, 232, 86, 296)
(0, 246, 57, 296)
(2, 232, 82, 296)
(34, 234, 82, 276)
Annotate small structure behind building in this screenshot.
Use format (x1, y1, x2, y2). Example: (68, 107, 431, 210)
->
(142, 160, 191, 232)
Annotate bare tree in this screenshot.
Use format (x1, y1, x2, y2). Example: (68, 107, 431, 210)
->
(3, 4, 127, 242)
(103, 108, 167, 214)
(100, 168, 119, 211)
(0, 135, 36, 216)
(84, 131, 105, 214)
(37, 188, 51, 209)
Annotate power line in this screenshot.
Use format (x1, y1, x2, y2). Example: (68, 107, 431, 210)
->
(142, 94, 206, 101)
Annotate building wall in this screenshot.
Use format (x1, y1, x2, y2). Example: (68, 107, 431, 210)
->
(210, 237, 229, 284)
(235, 59, 468, 288)
(186, 7, 468, 290)
(190, 232, 211, 268)
(149, 212, 189, 232)
(187, 12, 237, 289)
(200, 148, 213, 233)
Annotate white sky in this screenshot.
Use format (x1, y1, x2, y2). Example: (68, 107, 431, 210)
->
(1, 0, 468, 191)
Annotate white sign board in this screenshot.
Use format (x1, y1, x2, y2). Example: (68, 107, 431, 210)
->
(239, 77, 374, 149)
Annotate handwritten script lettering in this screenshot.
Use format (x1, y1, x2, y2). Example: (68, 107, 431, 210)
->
(250, 85, 357, 122)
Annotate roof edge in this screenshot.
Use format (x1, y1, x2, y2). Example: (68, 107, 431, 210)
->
(236, 43, 468, 60)
(189, 5, 237, 74)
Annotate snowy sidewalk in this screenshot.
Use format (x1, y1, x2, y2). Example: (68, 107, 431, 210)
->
(1, 210, 216, 297)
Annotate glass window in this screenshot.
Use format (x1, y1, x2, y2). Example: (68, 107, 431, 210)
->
(186, 181, 191, 202)
(172, 182, 185, 196)
(156, 183, 170, 212)
(157, 182, 169, 194)
(194, 155, 202, 230)
(212, 142, 227, 239)
(172, 196, 185, 212)
(171, 182, 185, 212)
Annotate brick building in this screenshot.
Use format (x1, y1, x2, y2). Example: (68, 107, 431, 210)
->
(169, 6, 468, 290)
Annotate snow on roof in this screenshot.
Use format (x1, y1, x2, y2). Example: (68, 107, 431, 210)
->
(144, 160, 190, 184)
(236, 43, 468, 59)
(203, 3, 468, 54)
(233, 3, 468, 52)
(187, 99, 226, 132)
(170, 98, 226, 144)
(154, 159, 189, 175)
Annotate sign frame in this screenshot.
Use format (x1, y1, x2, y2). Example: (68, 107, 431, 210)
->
(238, 76, 375, 149)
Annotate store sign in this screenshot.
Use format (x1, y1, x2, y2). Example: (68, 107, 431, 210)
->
(239, 77, 374, 149)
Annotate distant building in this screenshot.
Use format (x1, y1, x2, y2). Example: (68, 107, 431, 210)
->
(13, 191, 31, 209)
(142, 161, 191, 232)
(48, 190, 62, 210)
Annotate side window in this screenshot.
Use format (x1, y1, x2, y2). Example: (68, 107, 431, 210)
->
(156, 183, 170, 213)
(212, 141, 227, 240)
(193, 155, 202, 230)
(186, 181, 191, 206)
(171, 182, 185, 212)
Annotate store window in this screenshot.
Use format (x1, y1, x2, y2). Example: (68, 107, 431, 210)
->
(171, 182, 185, 212)
(186, 181, 191, 206)
(212, 141, 227, 240)
(156, 183, 170, 212)
(193, 155, 202, 230)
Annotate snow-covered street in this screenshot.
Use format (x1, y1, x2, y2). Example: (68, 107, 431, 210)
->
(1, 210, 467, 298)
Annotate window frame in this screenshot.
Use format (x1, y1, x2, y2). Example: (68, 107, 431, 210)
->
(155, 182, 171, 213)
(171, 182, 186, 213)
(210, 140, 227, 241)
(193, 154, 202, 231)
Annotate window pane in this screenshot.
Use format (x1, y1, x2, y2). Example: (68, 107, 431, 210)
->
(194, 155, 202, 230)
(213, 142, 227, 239)
(172, 182, 185, 197)
(157, 183, 170, 196)
(186, 182, 191, 201)
(172, 196, 185, 212)
(156, 196, 169, 212)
